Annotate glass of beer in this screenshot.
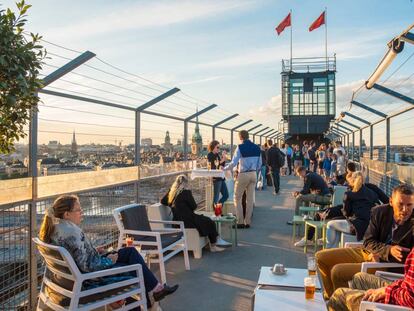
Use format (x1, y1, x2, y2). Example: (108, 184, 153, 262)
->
(307, 256, 317, 276)
(304, 277, 316, 300)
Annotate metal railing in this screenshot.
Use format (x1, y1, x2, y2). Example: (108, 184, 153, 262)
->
(0, 161, 208, 310)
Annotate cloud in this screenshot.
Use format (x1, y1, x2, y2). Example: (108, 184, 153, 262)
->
(46, 1, 254, 41)
(179, 75, 229, 86)
(196, 31, 386, 69)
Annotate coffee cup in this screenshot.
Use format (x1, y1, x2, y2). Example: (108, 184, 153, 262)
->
(272, 263, 286, 274)
(227, 213, 233, 217)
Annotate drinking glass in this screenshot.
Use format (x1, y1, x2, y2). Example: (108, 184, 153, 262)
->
(304, 277, 316, 300)
(307, 256, 317, 276)
(214, 203, 222, 217)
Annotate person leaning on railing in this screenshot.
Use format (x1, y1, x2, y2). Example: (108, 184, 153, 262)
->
(316, 184, 414, 300)
(39, 194, 178, 309)
(328, 242, 414, 311)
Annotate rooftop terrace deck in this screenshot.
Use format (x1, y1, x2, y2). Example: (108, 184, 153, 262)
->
(160, 175, 307, 311)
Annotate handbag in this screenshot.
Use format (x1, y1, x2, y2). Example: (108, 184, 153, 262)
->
(257, 173, 263, 190)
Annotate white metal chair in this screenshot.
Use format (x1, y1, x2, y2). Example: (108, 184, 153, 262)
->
(33, 237, 147, 311)
(360, 301, 412, 311)
(147, 203, 208, 259)
(114, 204, 190, 284)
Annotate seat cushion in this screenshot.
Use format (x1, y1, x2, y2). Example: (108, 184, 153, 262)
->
(120, 204, 152, 233)
(140, 232, 184, 250)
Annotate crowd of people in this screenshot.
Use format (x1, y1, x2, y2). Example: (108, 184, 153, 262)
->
(37, 128, 414, 310)
(283, 140, 414, 310)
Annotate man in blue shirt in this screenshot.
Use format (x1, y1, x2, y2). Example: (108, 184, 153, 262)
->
(224, 130, 261, 228)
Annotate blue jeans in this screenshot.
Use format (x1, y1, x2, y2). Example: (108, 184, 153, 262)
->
(114, 247, 158, 292)
(271, 169, 280, 193)
(213, 179, 229, 204)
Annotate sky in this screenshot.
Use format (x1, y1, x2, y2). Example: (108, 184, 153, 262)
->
(3, 0, 414, 145)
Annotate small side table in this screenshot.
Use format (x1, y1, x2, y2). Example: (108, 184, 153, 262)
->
(211, 215, 238, 247)
(196, 211, 238, 247)
(292, 215, 305, 241)
(304, 220, 327, 253)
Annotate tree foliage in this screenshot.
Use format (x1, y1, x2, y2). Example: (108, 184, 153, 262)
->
(0, 0, 46, 154)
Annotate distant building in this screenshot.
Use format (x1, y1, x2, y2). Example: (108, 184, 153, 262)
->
(191, 113, 203, 156)
(141, 138, 152, 147)
(71, 130, 78, 156)
(5, 161, 27, 177)
(164, 131, 173, 152)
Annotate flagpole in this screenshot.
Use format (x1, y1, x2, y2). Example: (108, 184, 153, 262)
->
(290, 9, 293, 67)
(325, 7, 328, 70)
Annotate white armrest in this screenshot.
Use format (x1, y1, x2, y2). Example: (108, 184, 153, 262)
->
(122, 229, 161, 238)
(81, 263, 141, 280)
(149, 219, 183, 226)
(345, 242, 363, 248)
(375, 270, 404, 281)
(361, 262, 404, 273)
(360, 301, 412, 311)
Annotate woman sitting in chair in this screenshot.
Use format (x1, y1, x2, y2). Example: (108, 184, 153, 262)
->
(39, 194, 178, 308)
(326, 171, 379, 248)
(161, 174, 231, 252)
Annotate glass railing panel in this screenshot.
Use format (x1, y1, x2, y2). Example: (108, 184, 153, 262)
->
(0, 177, 32, 205)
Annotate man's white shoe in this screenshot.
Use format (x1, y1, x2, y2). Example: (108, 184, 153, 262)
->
(210, 244, 225, 252)
(317, 238, 326, 246)
(294, 237, 313, 247)
(215, 237, 232, 247)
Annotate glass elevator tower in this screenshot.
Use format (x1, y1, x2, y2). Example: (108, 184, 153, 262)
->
(281, 56, 336, 142)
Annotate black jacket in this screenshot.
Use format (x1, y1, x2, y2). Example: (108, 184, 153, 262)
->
(161, 189, 216, 237)
(342, 185, 379, 241)
(365, 183, 389, 204)
(300, 172, 330, 195)
(363, 204, 414, 262)
(266, 146, 283, 171)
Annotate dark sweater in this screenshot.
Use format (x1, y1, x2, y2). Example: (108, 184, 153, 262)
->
(342, 185, 379, 241)
(300, 172, 330, 195)
(363, 204, 414, 262)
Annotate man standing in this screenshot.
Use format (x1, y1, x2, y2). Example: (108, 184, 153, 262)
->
(316, 184, 414, 300)
(224, 130, 261, 229)
(286, 143, 293, 175)
(333, 141, 346, 157)
(308, 141, 318, 173)
(266, 140, 284, 196)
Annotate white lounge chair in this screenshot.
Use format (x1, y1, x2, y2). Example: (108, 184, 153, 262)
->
(113, 203, 190, 284)
(33, 237, 147, 311)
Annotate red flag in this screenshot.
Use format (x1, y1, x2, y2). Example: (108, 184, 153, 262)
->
(309, 11, 325, 32)
(275, 13, 291, 36)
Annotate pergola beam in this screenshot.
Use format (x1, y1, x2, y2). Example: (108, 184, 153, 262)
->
(231, 119, 253, 131)
(136, 87, 180, 111)
(351, 100, 387, 118)
(213, 114, 239, 127)
(185, 104, 218, 121)
(253, 126, 269, 136)
(339, 119, 360, 129)
(372, 83, 414, 106)
(42, 51, 96, 87)
(343, 111, 371, 125)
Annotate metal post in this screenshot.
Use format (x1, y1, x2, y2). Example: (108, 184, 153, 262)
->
(386, 117, 390, 163)
(28, 104, 38, 310)
(369, 125, 374, 160)
(260, 136, 262, 145)
(352, 131, 355, 161)
(212, 127, 216, 141)
(359, 129, 363, 162)
(184, 121, 188, 163)
(135, 111, 141, 165)
(230, 130, 234, 154)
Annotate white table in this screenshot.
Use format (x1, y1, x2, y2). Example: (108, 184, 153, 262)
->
(258, 267, 321, 290)
(191, 169, 226, 211)
(254, 289, 326, 311)
(190, 169, 225, 180)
